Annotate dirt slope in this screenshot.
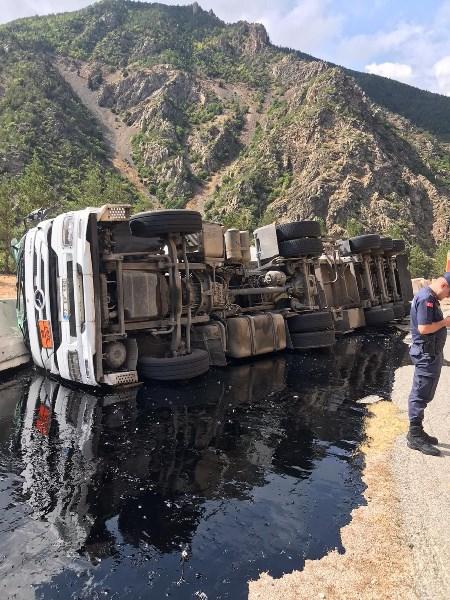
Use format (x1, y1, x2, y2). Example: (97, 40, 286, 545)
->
(56, 60, 152, 202)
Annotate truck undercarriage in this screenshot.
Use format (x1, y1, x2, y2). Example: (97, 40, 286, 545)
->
(16, 206, 413, 387)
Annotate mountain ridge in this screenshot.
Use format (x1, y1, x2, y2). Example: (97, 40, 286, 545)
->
(4, 0, 450, 136)
(0, 0, 449, 272)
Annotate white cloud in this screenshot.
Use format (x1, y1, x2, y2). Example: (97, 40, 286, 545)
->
(255, 0, 344, 56)
(0, 0, 92, 24)
(365, 62, 413, 83)
(433, 55, 450, 95)
(336, 23, 424, 65)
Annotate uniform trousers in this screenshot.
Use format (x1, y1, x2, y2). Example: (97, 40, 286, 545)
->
(408, 345, 443, 423)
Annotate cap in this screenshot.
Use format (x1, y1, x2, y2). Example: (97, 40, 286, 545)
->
(441, 272, 450, 285)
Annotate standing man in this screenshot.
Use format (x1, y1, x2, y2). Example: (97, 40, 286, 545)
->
(407, 274, 450, 456)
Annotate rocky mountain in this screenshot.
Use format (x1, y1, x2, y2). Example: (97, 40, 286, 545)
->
(1, 0, 450, 270)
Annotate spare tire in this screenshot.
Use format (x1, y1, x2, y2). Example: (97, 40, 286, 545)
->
(348, 234, 381, 253)
(279, 237, 323, 258)
(364, 305, 395, 326)
(130, 209, 202, 237)
(287, 310, 334, 333)
(392, 239, 406, 253)
(138, 349, 210, 381)
(276, 220, 321, 241)
(290, 330, 336, 350)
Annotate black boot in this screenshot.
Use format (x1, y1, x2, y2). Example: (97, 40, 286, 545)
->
(420, 427, 439, 445)
(407, 425, 440, 456)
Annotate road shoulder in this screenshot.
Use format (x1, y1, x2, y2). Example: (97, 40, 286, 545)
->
(391, 338, 450, 599)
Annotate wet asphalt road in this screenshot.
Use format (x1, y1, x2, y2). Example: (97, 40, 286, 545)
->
(0, 331, 409, 600)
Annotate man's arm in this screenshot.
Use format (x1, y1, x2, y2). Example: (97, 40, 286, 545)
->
(418, 316, 450, 334)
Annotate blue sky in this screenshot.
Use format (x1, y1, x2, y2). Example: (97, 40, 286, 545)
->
(2, 0, 450, 95)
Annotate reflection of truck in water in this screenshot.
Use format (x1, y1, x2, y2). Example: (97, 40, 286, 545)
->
(15, 206, 413, 386)
(9, 333, 407, 558)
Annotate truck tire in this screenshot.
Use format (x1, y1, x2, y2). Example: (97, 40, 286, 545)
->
(392, 239, 406, 253)
(138, 349, 209, 381)
(290, 330, 336, 350)
(287, 310, 334, 333)
(276, 220, 321, 241)
(279, 237, 323, 258)
(364, 305, 395, 326)
(348, 234, 381, 253)
(130, 209, 202, 237)
(393, 302, 405, 319)
(379, 237, 393, 251)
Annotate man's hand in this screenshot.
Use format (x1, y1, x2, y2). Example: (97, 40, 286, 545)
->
(418, 318, 450, 334)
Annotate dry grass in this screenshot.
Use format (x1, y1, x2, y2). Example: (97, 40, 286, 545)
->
(361, 401, 407, 453)
(0, 275, 16, 299)
(248, 401, 418, 600)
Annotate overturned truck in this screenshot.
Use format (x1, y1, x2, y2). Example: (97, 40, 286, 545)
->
(16, 206, 413, 387)
(316, 233, 413, 332)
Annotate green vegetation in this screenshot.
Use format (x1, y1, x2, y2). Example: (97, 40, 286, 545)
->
(350, 69, 450, 139)
(408, 244, 434, 279)
(432, 242, 450, 277)
(0, 48, 141, 271)
(428, 150, 450, 186)
(385, 221, 445, 279)
(0, 53, 104, 174)
(204, 133, 289, 230)
(0, 1, 271, 88)
(276, 44, 450, 138)
(407, 242, 450, 279)
(0, 155, 141, 272)
(345, 218, 364, 237)
(186, 95, 224, 124)
(129, 92, 246, 207)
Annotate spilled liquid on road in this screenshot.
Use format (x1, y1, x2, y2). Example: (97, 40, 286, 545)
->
(0, 332, 408, 600)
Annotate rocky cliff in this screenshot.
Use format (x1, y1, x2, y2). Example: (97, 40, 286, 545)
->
(1, 0, 450, 258)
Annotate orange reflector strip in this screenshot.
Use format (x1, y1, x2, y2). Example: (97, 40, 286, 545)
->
(35, 404, 51, 436)
(38, 320, 53, 349)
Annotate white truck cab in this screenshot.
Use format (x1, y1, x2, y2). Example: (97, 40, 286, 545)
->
(20, 204, 139, 387)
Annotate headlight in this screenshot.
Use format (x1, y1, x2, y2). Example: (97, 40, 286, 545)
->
(67, 350, 81, 381)
(62, 215, 74, 247)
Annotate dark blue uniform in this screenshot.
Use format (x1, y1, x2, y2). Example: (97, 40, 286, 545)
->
(408, 286, 447, 423)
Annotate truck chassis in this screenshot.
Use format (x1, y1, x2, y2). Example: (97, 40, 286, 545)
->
(16, 206, 412, 387)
